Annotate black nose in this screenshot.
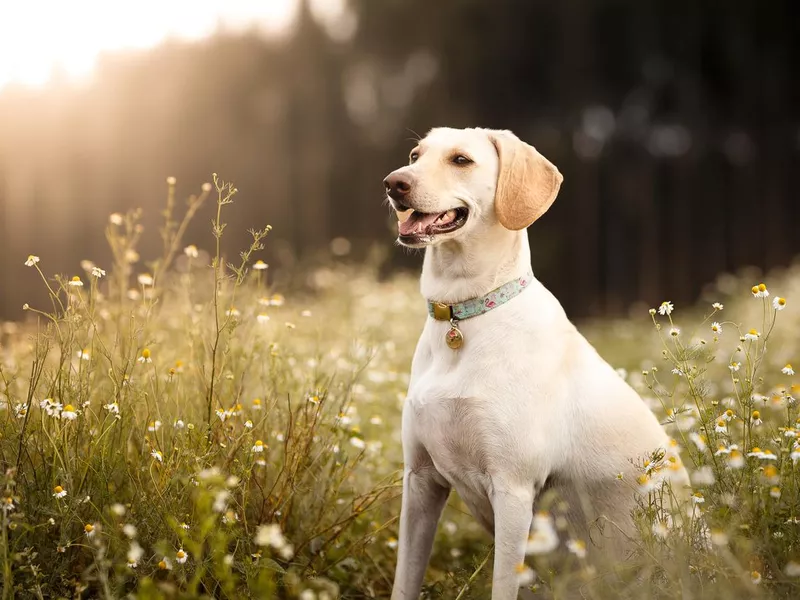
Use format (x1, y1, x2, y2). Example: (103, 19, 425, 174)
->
(384, 172, 413, 200)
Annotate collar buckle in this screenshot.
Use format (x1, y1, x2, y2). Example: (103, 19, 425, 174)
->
(432, 302, 452, 321)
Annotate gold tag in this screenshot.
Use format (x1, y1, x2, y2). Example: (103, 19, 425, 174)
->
(445, 323, 464, 349)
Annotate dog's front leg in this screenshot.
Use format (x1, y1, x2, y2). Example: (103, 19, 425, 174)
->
(491, 485, 534, 600)
(391, 466, 450, 600)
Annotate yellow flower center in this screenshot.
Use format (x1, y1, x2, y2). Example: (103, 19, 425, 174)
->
(253, 398, 261, 405)
(764, 466, 778, 478)
(758, 283, 767, 292)
(255, 440, 264, 447)
(752, 411, 760, 419)
(84, 524, 94, 533)
(141, 348, 151, 359)
(158, 560, 167, 570)
(637, 474, 649, 485)
(515, 563, 528, 573)
(71, 276, 81, 282)
(63, 404, 75, 412)
(751, 286, 759, 294)
(235, 403, 243, 411)
(725, 409, 733, 417)
(779, 297, 786, 306)
(751, 447, 761, 453)
(748, 329, 758, 336)
(177, 550, 186, 559)
(54, 486, 63, 494)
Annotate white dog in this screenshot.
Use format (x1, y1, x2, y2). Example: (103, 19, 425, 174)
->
(383, 127, 689, 599)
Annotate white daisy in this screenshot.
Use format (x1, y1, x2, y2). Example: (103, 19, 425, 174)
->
(525, 512, 559, 555)
(783, 364, 795, 376)
(151, 450, 163, 462)
(176, 548, 188, 564)
(52, 485, 67, 499)
(658, 301, 674, 316)
(774, 297, 787, 311)
(61, 404, 78, 420)
(566, 539, 587, 558)
(252, 440, 265, 453)
(744, 329, 760, 341)
(710, 322, 722, 334)
(712, 302, 724, 310)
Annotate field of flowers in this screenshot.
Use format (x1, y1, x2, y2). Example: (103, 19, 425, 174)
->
(1, 177, 800, 599)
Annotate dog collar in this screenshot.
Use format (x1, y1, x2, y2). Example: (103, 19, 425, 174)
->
(427, 269, 534, 349)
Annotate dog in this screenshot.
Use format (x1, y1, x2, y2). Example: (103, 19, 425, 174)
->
(383, 127, 690, 599)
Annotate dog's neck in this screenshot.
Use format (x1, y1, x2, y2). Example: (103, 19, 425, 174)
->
(420, 228, 532, 304)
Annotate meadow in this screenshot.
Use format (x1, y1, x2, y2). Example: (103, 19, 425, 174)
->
(1, 177, 800, 599)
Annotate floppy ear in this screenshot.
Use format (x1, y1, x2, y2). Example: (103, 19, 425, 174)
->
(488, 130, 563, 230)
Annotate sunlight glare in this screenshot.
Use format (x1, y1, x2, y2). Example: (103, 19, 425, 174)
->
(0, 1, 298, 89)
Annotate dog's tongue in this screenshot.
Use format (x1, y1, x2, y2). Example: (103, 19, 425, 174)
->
(398, 210, 452, 236)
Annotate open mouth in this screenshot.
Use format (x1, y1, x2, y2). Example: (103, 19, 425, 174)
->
(395, 206, 469, 245)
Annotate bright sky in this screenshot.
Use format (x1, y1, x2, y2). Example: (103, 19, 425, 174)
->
(0, 1, 300, 89)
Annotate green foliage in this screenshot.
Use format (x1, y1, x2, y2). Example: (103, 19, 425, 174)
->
(2, 178, 800, 598)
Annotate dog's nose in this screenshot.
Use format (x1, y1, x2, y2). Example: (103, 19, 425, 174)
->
(384, 171, 413, 200)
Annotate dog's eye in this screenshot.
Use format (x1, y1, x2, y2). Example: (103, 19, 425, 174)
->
(409, 152, 419, 164)
(451, 155, 473, 166)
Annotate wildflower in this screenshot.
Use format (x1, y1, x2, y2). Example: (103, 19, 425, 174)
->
(174, 419, 185, 429)
(774, 297, 787, 310)
(216, 408, 232, 421)
(184, 245, 199, 258)
(792, 444, 800, 462)
(104, 402, 119, 414)
(91, 267, 106, 278)
(68, 276, 84, 287)
(76, 348, 91, 361)
(714, 419, 727, 434)
(691, 492, 705, 504)
(61, 404, 77, 420)
(151, 450, 163, 462)
(652, 520, 669, 538)
(748, 447, 765, 459)
(127, 541, 143, 568)
(786, 561, 800, 577)
(350, 437, 366, 450)
(752, 283, 769, 298)
(252, 398, 263, 411)
(669, 327, 680, 337)
(691, 466, 715, 486)
(158, 558, 172, 570)
(244, 420, 253, 429)
(763, 465, 780, 484)
(671, 368, 684, 377)
(123, 523, 137, 538)
(728, 450, 744, 469)
(710, 530, 728, 546)
(761, 450, 778, 461)
(137, 273, 154, 286)
(255, 523, 288, 549)
(269, 294, 285, 307)
(689, 432, 707, 452)
(24, 255, 40, 267)
(226, 307, 241, 317)
(109, 213, 124, 225)
(751, 411, 763, 426)
(386, 537, 398, 549)
(771, 487, 782, 499)
(744, 329, 760, 341)
(147, 420, 161, 432)
(710, 322, 722, 334)
(53, 485, 67, 499)
(110, 503, 126, 516)
(658, 301, 674, 316)
(526, 512, 559, 555)
(721, 409, 735, 422)
(649, 308, 656, 316)
(253, 260, 268, 270)
(712, 302, 724, 310)
(729, 361, 741, 372)
(252, 440, 265, 453)
(257, 313, 270, 324)
(213, 490, 230, 513)
(783, 364, 795, 376)
(40, 398, 62, 417)
(566, 539, 587, 558)
(84, 523, 96, 538)
(516, 563, 535, 586)
(176, 548, 187, 564)
(137, 348, 152, 363)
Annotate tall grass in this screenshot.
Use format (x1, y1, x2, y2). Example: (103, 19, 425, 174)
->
(1, 176, 799, 598)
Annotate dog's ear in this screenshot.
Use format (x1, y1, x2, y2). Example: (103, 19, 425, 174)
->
(488, 130, 563, 230)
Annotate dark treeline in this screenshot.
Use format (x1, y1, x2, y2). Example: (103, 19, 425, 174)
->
(1, 0, 798, 320)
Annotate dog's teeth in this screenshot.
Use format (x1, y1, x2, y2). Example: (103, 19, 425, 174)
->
(396, 209, 413, 223)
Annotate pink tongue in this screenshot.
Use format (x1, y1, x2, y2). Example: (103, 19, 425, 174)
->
(399, 212, 443, 236)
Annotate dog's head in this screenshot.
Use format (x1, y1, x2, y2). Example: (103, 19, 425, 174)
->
(384, 127, 563, 248)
